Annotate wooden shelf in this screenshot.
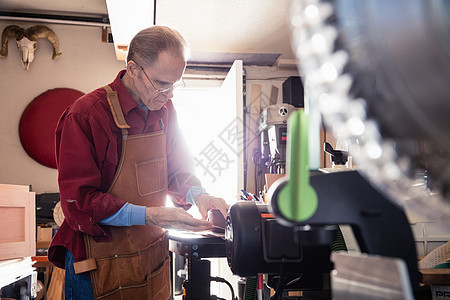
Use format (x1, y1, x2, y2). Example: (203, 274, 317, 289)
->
(421, 269, 450, 285)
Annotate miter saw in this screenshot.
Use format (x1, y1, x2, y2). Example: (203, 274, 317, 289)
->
(288, 0, 450, 227)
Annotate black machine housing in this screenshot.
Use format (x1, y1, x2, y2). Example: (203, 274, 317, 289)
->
(226, 201, 333, 279)
(226, 171, 421, 294)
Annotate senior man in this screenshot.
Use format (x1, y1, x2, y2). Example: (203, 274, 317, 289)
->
(49, 26, 228, 300)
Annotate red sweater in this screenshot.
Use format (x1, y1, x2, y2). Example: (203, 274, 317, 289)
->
(48, 70, 196, 268)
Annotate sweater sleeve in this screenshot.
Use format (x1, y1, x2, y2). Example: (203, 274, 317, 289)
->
(99, 202, 146, 226)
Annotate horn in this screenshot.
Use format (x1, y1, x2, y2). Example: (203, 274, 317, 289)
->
(0, 25, 25, 58)
(25, 25, 62, 60)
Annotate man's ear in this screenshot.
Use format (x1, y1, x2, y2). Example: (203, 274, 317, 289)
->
(126, 60, 140, 78)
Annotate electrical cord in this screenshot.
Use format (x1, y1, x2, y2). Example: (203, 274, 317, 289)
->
(210, 296, 226, 300)
(210, 276, 237, 300)
(270, 264, 286, 300)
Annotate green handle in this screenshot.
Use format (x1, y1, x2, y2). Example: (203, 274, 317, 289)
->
(277, 109, 318, 221)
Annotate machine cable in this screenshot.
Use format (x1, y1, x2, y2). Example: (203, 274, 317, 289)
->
(270, 263, 286, 300)
(210, 276, 237, 300)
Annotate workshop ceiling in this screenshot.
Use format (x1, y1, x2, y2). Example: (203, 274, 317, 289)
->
(0, 0, 296, 65)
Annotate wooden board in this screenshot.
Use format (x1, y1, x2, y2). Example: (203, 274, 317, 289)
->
(0, 184, 36, 260)
(46, 266, 65, 300)
(269, 85, 278, 105)
(421, 269, 450, 285)
(246, 84, 262, 194)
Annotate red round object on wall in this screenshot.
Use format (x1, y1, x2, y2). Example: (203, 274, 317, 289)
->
(19, 88, 84, 169)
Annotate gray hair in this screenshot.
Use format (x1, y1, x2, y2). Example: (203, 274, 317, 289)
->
(126, 25, 190, 67)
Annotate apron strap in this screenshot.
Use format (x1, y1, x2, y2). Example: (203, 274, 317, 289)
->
(73, 258, 97, 274)
(103, 85, 130, 138)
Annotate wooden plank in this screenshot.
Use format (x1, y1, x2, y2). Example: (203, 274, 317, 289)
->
(46, 266, 65, 300)
(320, 126, 326, 168)
(246, 84, 262, 194)
(0, 187, 36, 260)
(37, 226, 53, 243)
(269, 85, 278, 105)
(0, 183, 30, 192)
(421, 269, 450, 285)
(323, 129, 337, 169)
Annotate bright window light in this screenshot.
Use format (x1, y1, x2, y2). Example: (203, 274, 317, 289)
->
(172, 81, 239, 205)
(172, 78, 240, 299)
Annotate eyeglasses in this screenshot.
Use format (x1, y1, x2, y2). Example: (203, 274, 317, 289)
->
(136, 63, 185, 94)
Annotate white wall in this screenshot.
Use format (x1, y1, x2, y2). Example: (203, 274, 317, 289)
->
(0, 21, 125, 193)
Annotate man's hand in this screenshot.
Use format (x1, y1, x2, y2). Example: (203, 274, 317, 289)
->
(195, 194, 229, 220)
(145, 206, 213, 231)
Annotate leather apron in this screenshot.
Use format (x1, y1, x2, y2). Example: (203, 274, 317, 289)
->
(73, 85, 171, 300)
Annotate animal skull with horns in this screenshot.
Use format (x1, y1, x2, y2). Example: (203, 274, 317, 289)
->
(0, 25, 62, 70)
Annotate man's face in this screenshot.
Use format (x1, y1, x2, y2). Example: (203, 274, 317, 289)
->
(136, 51, 186, 111)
